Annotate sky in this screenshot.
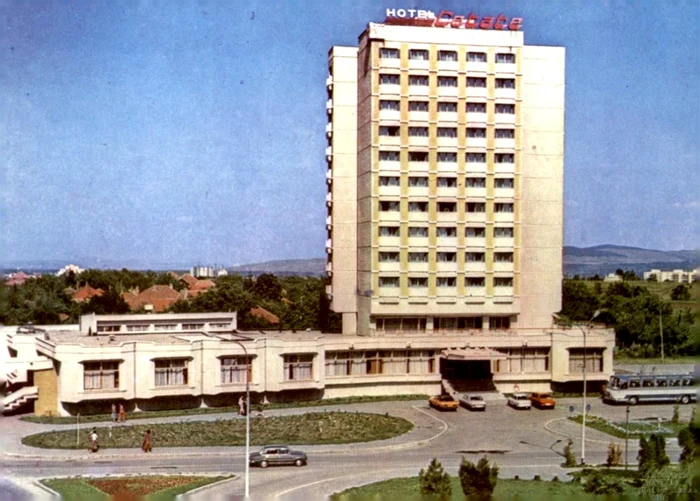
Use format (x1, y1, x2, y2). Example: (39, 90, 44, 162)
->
(1, 0, 698, 266)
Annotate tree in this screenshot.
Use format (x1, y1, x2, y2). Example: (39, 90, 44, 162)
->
(459, 456, 499, 501)
(560, 280, 599, 321)
(638, 434, 670, 477)
(678, 427, 695, 465)
(563, 439, 576, 467)
(419, 458, 452, 499)
(83, 288, 130, 315)
(640, 466, 693, 500)
(606, 442, 623, 467)
(253, 274, 282, 302)
(670, 284, 691, 301)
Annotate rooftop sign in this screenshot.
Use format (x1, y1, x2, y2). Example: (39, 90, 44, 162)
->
(385, 8, 522, 31)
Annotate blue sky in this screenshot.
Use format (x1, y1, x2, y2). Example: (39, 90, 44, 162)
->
(2, 0, 698, 266)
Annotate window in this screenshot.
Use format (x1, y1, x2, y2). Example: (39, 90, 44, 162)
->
(126, 325, 148, 332)
(379, 100, 400, 111)
(437, 277, 456, 287)
(437, 152, 457, 163)
(379, 226, 400, 237)
(465, 277, 485, 287)
(437, 226, 457, 237)
(466, 227, 486, 237)
(210, 323, 231, 329)
(409, 101, 429, 112)
(467, 102, 487, 113)
(466, 177, 486, 188)
(494, 227, 514, 238)
(496, 53, 516, 64)
(437, 177, 457, 187)
(379, 151, 400, 161)
(376, 317, 427, 333)
(83, 361, 119, 390)
(409, 277, 428, 287)
(437, 127, 457, 138)
(569, 349, 604, 373)
(466, 252, 485, 262)
(408, 226, 428, 237)
(438, 102, 457, 113)
(98, 325, 120, 332)
(380, 74, 400, 85)
(438, 76, 457, 87)
(466, 152, 486, 163)
(438, 50, 457, 61)
(284, 354, 313, 381)
(435, 317, 483, 330)
(494, 203, 514, 213)
(494, 277, 514, 287)
(467, 77, 487, 88)
(466, 202, 486, 213)
(467, 128, 486, 138)
(220, 356, 252, 384)
(380, 48, 399, 59)
(409, 75, 429, 86)
(408, 126, 429, 137)
(437, 252, 457, 262)
(182, 323, 204, 330)
(496, 129, 515, 138)
(495, 348, 549, 373)
(494, 252, 514, 263)
(154, 324, 177, 331)
(379, 176, 400, 186)
(437, 202, 456, 212)
(409, 49, 429, 60)
(325, 351, 350, 376)
(326, 349, 434, 376)
(379, 126, 400, 137)
(379, 251, 400, 263)
(490, 316, 511, 330)
(409, 151, 429, 162)
(408, 201, 428, 212)
(408, 176, 428, 187)
(379, 201, 400, 212)
(379, 276, 400, 287)
(155, 359, 188, 386)
(496, 78, 515, 89)
(408, 252, 428, 262)
(467, 52, 487, 63)
(496, 103, 515, 114)
(495, 153, 514, 163)
(495, 178, 514, 188)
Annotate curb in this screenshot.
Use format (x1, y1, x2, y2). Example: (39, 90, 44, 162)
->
(175, 475, 238, 501)
(544, 417, 682, 447)
(33, 480, 62, 500)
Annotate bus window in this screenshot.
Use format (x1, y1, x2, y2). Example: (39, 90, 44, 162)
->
(620, 381, 628, 389)
(681, 378, 692, 386)
(656, 378, 667, 387)
(669, 378, 681, 387)
(629, 378, 640, 388)
(642, 378, 654, 388)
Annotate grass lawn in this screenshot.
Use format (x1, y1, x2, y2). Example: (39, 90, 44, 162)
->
(613, 356, 699, 365)
(568, 414, 689, 439)
(42, 475, 229, 501)
(331, 474, 640, 500)
(23, 411, 413, 449)
(21, 394, 429, 425)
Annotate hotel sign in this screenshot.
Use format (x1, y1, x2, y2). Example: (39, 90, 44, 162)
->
(385, 8, 523, 31)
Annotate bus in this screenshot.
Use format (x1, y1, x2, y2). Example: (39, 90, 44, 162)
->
(604, 373, 696, 405)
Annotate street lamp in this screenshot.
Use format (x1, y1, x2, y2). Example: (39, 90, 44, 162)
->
(577, 310, 600, 465)
(226, 333, 253, 499)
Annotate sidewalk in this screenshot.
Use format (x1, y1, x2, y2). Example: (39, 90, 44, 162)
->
(1, 401, 445, 460)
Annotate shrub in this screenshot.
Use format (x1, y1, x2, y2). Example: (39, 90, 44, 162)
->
(678, 427, 695, 465)
(551, 476, 559, 483)
(641, 466, 693, 499)
(459, 456, 499, 501)
(583, 471, 624, 495)
(419, 458, 452, 500)
(638, 434, 670, 477)
(563, 439, 576, 467)
(606, 442, 623, 467)
(672, 403, 680, 424)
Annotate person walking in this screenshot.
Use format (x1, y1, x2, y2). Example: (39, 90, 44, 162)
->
(89, 428, 99, 453)
(118, 403, 126, 422)
(238, 396, 245, 416)
(111, 403, 118, 423)
(141, 429, 152, 453)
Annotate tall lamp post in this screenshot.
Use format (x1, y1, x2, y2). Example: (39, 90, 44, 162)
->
(577, 310, 600, 465)
(227, 333, 252, 499)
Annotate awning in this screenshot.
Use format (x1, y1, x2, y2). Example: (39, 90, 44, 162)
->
(441, 347, 507, 361)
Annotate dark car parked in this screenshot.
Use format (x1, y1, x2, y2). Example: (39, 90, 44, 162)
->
(249, 445, 307, 468)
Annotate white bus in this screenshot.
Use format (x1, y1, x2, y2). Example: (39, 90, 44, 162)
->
(604, 373, 696, 405)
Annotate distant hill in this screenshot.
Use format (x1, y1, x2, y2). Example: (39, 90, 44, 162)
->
(227, 258, 326, 276)
(563, 245, 699, 277)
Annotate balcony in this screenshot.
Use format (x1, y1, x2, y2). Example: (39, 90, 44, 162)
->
(465, 187, 486, 198)
(326, 192, 333, 207)
(377, 261, 401, 273)
(437, 111, 458, 123)
(466, 137, 487, 148)
(326, 261, 333, 274)
(407, 234, 429, 245)
(407, 211, 429, 223)
(436, 236, 457, 247)
(437, 137, 458, 148)
(409, 85, 429, 97)
(495, 63, 517, 74)
(377, 235, 400, 247)
(466, 87, 488, 99)
(435, 287, 457, 298)
(465, 212, 487, 223)
(465, 261, 486, 272)
(408, 111, 429, 123)
(494, 187, 515, 198)
(466, 112, 487, 124)
(494, 237, 514, 248)
(493, 262, 514, 273)
(436, 261, 457, 272)
(326, 215, 332, 229)
(495, 113, 516, 126)
(494, 162, 515, 174)
(437, 86, 458, 98)
(408, 161, 429, 173)
(493, 286, 514, 297)
(465, 287, 486, 300)
(436, 161, 458, 173)
(379, 159, 401, 172)
(408, 287, 429, 298)
(436, 186, 458, 198)
(325, 146, 332, 159)
(493, 212, 515, 223)
(378, 109, 401, 121)
(326, 239, 333, 253)
(437, 60, 459, 72)
(465, 160, 487, 174)
(494, 137, 515, 149)
(326, 122, 333, 139)
(436, 211, 458, 223)
(326, 99, 333, 115)
(379, 83, 401, 96)
(326, 75, 333, 90)
(326, 170, 332, 184)
(466, 62, 488, 73)
(406, 262, 429, 273)
(495, 88, 517, 100)
(378, 185, 401, 197)
(379, 210, 401, 222)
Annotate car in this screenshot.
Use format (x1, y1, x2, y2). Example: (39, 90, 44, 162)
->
(429, 394, 459, 411)
(507, 393, 532, 410)
(249, 445, 307, 468)
(459, 394, 486, 411)
(529, 392, 556, 409)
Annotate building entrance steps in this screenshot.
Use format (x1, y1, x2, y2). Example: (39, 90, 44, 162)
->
(442, 378, 499, 396)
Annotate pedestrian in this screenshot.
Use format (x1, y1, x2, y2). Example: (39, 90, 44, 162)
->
(118, 403, 126, 422)
(142, 429, 152, 453)
(238, 396, 245, 416)
(89, 427, 99, 453)
(111, 403, 118, 423)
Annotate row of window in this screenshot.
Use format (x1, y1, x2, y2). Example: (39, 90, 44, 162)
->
(379, 48, 516, 64)
(379, 126, 515, 139)
(379, 251, 514, 263)
(378, 276, 513, 287)
(374, 316, 511, 331)
(325, 350, 436, 377)
(380, 152, 515, 163)
(379, 226, 514, 238)
(379, 176, 514, 188)
(95, 322, 231, 333)
(380, 101, 515, 114)
(379, 201, 514, 213)
(379, 74, 516, 89)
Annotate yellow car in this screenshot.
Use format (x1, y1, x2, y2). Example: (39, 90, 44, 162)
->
(429, 394, 459, 411)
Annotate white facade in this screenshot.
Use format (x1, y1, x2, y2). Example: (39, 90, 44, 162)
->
(643, 269, 696, 283)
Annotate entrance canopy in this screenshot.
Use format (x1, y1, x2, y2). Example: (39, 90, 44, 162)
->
(441, 347, 507, 361)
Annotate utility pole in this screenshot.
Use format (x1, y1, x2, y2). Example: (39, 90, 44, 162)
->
(659, 313, 664, 364)
(625, 405, 630, 470)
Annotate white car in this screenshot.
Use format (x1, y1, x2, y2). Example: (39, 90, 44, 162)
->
(459, 394, 486, 411)
(507, 393, 532, 410)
